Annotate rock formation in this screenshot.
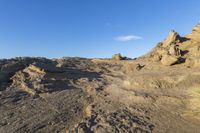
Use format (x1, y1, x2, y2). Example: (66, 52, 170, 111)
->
(186, 22, 200, 42)
(162, 30, 181, 48)
(142, 22, 200, 66)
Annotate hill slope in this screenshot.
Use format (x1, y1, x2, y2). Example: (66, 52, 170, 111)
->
(1, 23, 200, 133)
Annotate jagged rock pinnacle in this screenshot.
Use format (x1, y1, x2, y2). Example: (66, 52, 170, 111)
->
(162, 30, 181, 47)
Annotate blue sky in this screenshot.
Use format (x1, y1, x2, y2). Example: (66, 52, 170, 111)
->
(0, 0, 200, 59)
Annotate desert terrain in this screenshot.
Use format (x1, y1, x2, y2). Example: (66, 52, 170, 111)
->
(1, 23, 200, 133)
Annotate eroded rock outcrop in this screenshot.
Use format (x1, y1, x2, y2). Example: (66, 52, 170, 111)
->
(11, 64, 46, 96)
(186, 22, 200, 42)
(142, 23, 200, 66)
(162, 30, 181, 48)
(182, 23, 200, 67)
(143, 41, 181, 66)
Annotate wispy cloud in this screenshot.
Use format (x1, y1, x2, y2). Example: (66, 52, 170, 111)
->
(114, 35, 142, 42)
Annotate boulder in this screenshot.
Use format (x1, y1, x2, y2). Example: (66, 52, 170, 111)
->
(161, 54, 178, 66)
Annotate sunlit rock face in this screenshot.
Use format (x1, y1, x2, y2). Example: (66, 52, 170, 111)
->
(186, 22, 200, 42)
(162, 30, 181, 48)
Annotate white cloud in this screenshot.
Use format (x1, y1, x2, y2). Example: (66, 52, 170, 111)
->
(114, 35, 142, 42)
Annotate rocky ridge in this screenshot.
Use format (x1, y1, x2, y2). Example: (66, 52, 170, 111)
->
(141, 22, 200, 66)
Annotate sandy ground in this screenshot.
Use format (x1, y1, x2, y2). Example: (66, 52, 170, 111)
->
(1, 57, 200, 133)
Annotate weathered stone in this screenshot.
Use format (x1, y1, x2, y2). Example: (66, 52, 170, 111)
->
(168, 44, 181, 56)
(162, 30, 181, 48)
(161, 54, 178, 66)
(186, 22, 200, 42)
